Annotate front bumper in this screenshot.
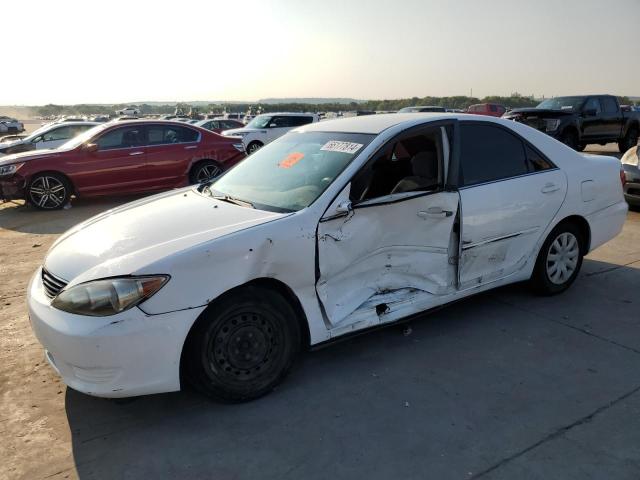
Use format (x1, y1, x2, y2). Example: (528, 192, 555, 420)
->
(0, 174, 25, 201)
(27, 267, 205, 398)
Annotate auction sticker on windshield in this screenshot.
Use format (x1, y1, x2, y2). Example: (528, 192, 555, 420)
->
(279, 152, 305, 168)
(320, 141, 363, 154)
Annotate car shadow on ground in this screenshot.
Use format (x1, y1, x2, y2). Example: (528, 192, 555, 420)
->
(0, 196, 147, 235)
(64, 258, 640, 480)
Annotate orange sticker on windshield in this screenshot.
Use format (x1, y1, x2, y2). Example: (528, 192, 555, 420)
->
(279, 152, 304, 168)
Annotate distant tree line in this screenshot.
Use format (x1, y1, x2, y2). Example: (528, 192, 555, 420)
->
(33, 95, 638, 117)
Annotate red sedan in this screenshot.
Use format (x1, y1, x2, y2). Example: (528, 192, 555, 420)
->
(466, 103, 506, 117)
(0, 120, 246, 210)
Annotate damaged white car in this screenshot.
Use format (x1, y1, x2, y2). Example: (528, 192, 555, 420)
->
(28, 113, 628, 402)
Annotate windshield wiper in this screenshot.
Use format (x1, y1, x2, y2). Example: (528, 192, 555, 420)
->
(214, 195, 254, 208)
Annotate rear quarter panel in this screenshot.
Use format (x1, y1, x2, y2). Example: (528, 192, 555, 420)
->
(509, 120, 626, 253)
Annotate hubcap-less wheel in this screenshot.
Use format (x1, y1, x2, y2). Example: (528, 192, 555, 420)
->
(546, 232, 579, 285)
(195, 164, 221, 183)
(207, 310, 282, 383)
(29, 176, 67, 209)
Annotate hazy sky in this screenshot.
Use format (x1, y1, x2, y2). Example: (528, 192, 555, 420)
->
(3, 0, 639, 105)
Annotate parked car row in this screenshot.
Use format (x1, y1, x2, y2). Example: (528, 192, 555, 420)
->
(0, 121, 245, 209)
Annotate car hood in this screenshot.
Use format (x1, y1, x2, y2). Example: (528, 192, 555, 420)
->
(44, 188, 288, 285)
(504, 108, 575, 118)
(0, 148, 65, 165)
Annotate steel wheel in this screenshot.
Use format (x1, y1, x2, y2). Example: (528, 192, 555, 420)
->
(546, 232, 580, 285)
(207, 310, 282, 383)
(185, 286, 301, 402)
(28, 175, 69, 210)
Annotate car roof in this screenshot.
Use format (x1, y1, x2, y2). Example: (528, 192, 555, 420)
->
(297, 112, 509, 134)
(48, 121, 100, 127)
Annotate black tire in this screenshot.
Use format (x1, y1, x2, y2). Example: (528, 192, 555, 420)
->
(185, 285, 301, 402)
(189, 160, 222, 184)
(559, 130, 579, 150)
(576, 143, 586, 152)
(530, 222, 585, 295)
(618, 126, 639, 153)
(27, 172, 72, 210)
(246, 141, 263, 155)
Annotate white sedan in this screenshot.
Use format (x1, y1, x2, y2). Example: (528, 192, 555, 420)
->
(0, 121, 98, 157)
(27, 113, 627, 402)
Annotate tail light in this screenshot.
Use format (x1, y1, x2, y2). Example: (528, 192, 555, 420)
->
(620, 169, 627, 188)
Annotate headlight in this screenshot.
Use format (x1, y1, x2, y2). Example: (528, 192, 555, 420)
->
(232, 143, 245, 152)
(545, 119, 561, 132)
(51, 275, 169, 316)
(0, 163, 24, 176)
(621, 146, 639, 167)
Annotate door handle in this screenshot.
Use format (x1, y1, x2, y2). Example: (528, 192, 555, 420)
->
(184, 145, 197, 150)
(129, 151, 144, 156)
(541, 182, 560, 194)
(417, 207, 453, 219)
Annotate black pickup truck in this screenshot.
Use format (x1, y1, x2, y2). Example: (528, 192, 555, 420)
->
(503, 95, 640, 152)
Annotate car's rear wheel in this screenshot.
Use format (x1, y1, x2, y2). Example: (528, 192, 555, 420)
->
(618, 126, 639, 153)
(189, 160, 222, 184)
(185, 285, 301, 402)
(559, 130, 579, 150)
(27, 173, 72, 210)
(246, 141, 263, 155)
(530, 222, 585, 295)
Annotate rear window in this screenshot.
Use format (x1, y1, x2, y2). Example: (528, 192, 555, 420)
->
(147, 125, 199, 144)
(602, 97, 618, 113)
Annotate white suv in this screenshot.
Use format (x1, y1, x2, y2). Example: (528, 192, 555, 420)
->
(223, 113, 319, 154)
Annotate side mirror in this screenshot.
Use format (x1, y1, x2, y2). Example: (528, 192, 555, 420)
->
(83, 143, 98, 153)
(335, 200, 353, 214)
(583, 109, 597, 117)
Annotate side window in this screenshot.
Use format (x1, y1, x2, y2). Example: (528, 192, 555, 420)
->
(42, 126, 74, 142)
(602, 97, 618, 113)
(489, 105, 497, 112)
(350, 129, 442, 202)
(221, 121, 236, 129)
(460, 124, 528, 186)
(291, 116, 314, 127)
(147, 125, 199, 145)
(525, 145, 553, 172)
(270, 116, 294, 128)
(96, 126, 144, 150)
(583, 97, 602, 114)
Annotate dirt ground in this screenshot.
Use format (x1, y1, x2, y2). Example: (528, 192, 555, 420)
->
(2, 144, 640, 479)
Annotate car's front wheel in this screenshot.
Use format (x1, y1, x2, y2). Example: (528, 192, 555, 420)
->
(618, 126, 639, 153)
(559, 130, 579, 150)
(27, 173, 72, 210)
(185, 285, 301, 402)
(530, 222, 585, 295)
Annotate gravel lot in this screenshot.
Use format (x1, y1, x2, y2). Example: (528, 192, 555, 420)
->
(1, 143, 639, 479)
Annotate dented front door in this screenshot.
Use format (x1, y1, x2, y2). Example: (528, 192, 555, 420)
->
(316, 191, 459, 326)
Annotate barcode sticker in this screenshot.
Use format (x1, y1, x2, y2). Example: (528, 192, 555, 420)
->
(320, 141, 364, 154)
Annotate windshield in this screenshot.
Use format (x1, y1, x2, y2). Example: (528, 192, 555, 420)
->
(206, 131, 375, 212)
(58, 123, 111, 149)
(536, 96, 586, 111)
(245, 115, 272, 129)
